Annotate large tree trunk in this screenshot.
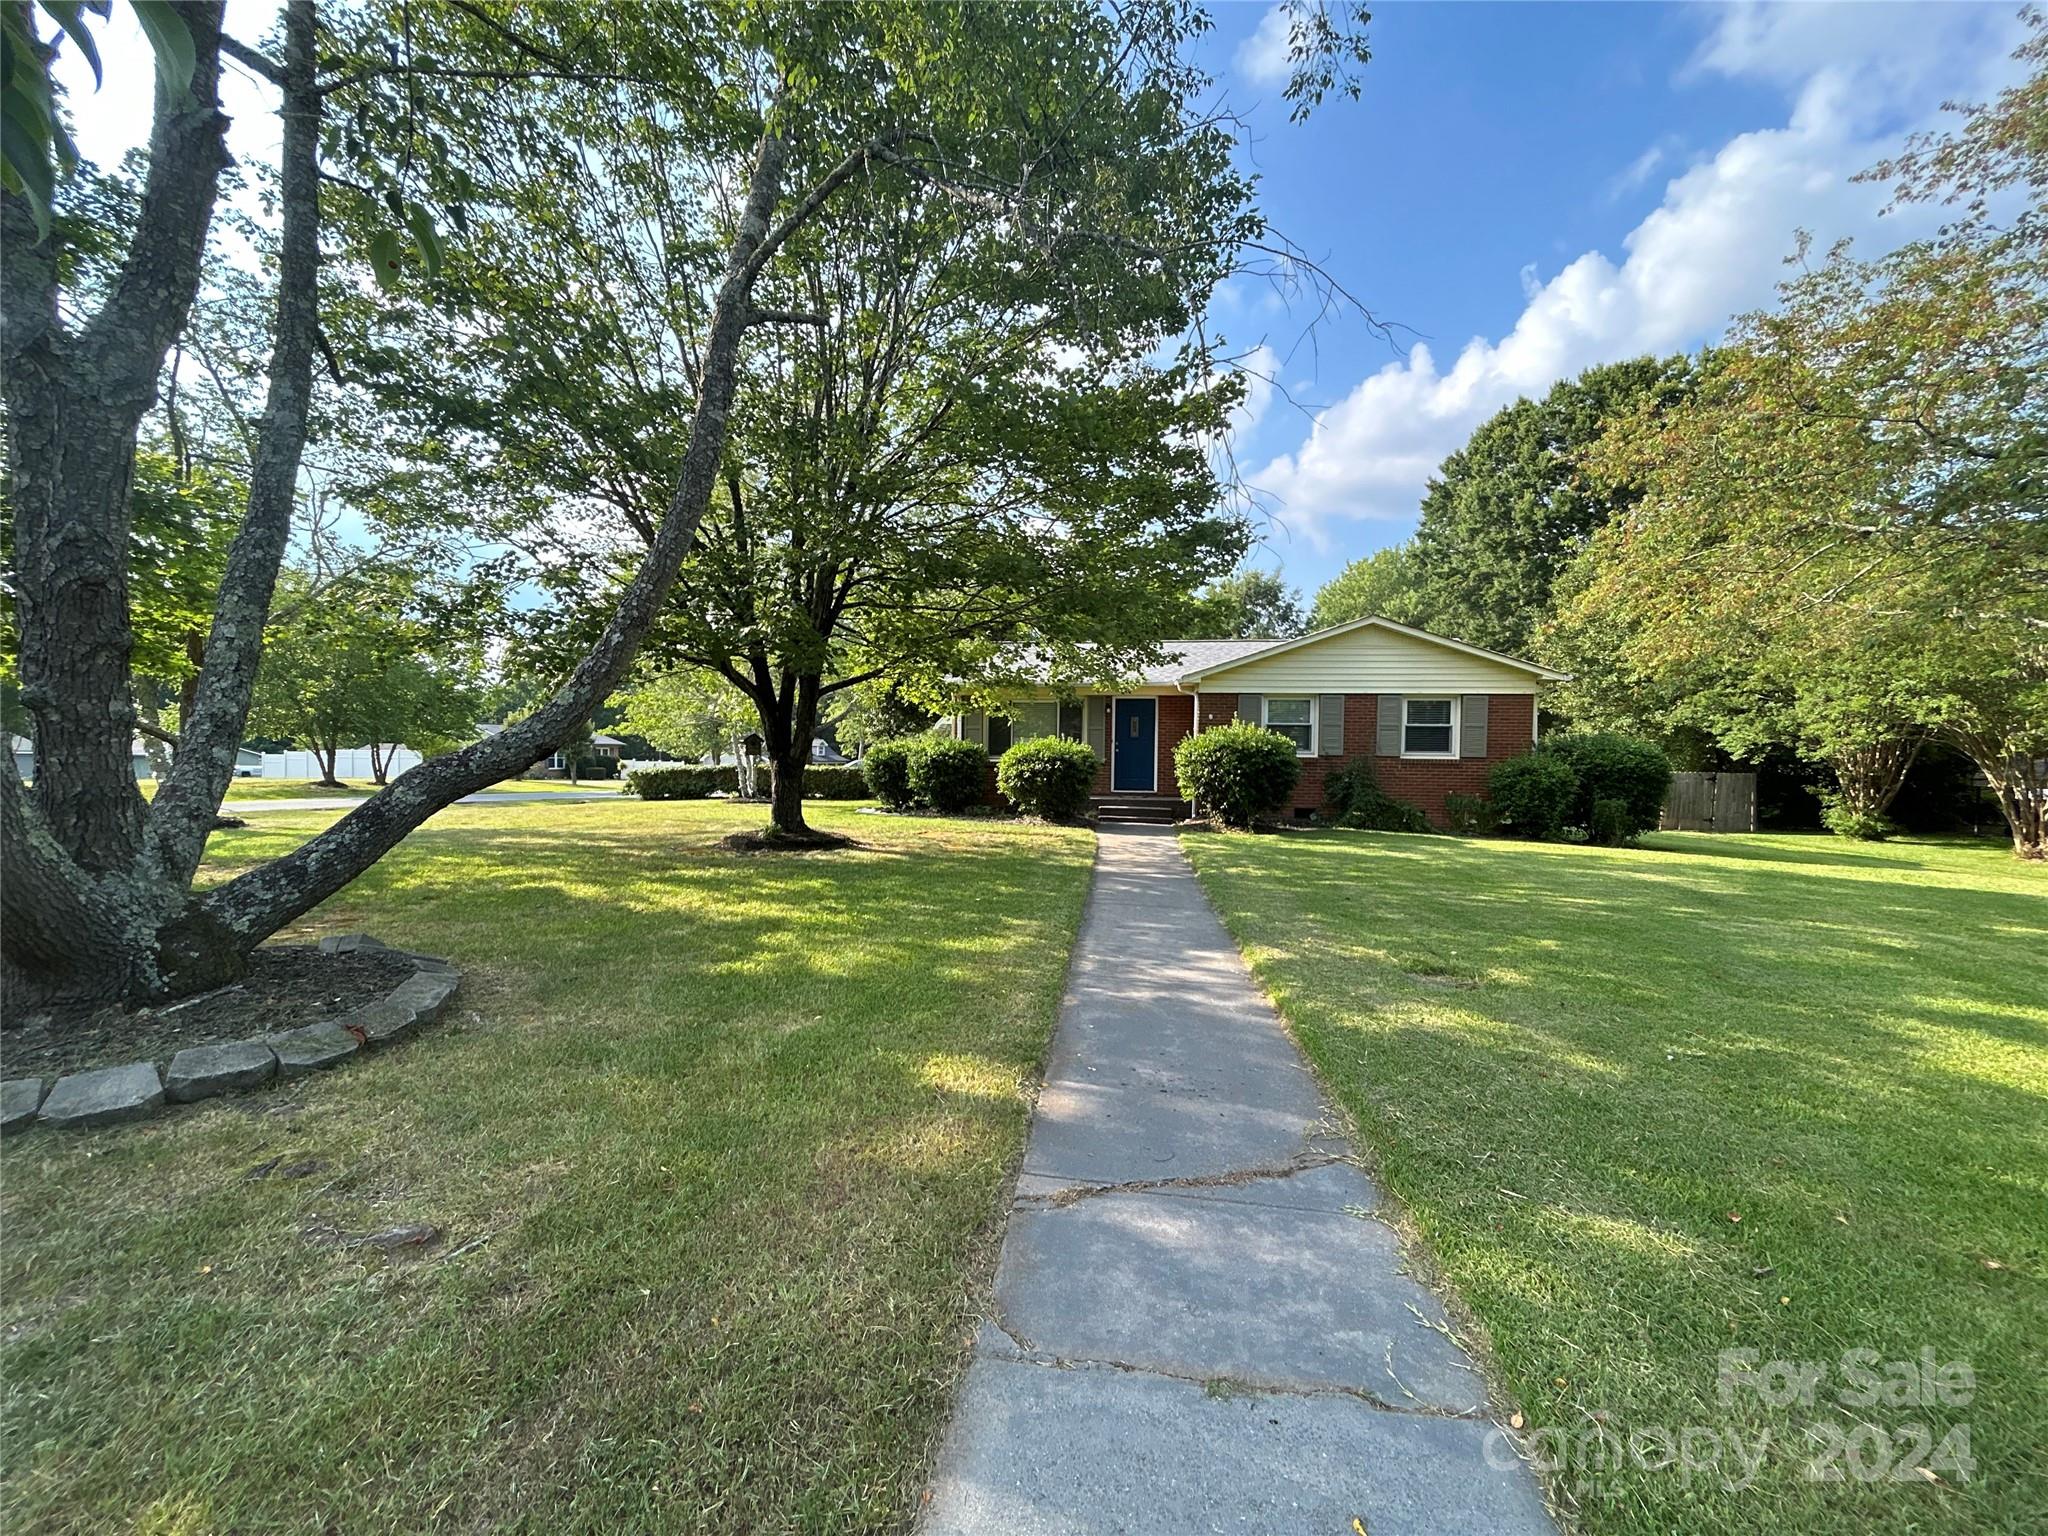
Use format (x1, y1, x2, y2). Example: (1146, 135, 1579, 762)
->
(1968, 743, 2047, 860)
(2, 2, 229, 875)
(759, 672, 823, 838)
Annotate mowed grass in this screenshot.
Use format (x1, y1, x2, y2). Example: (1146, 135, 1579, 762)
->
(1182, 828, 2045, 1536)
(136, 777, 625, 801)
(1, 801, 1093, 1534)
(140, 777, 373, 801)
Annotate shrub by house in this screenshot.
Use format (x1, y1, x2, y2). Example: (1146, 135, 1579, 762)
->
(1174, 722, 1301, 827)
(997, 737, 1097, 820)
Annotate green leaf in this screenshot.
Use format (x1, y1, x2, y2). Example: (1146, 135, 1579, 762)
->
(368, 228, 405, 289)
(130, 0, 195, 101)
(406, 202, 444, 278)
(38, 1, 103, 89)
(0, 97, 56, 239)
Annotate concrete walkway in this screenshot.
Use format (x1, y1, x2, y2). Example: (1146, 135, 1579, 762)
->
(920, 822, 1555, 1535)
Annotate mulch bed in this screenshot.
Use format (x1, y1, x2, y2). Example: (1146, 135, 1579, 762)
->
(716, 828, 860, 854)
(2, 945, 419, 1083)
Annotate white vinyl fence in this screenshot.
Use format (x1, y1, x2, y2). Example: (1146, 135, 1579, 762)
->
(261, 746, 423, 781)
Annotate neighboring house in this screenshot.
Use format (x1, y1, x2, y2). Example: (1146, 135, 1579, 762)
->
(948, 615, 1565, 825)
(8, 733, 157, 781)
(476, 722, 624, 779)
(694, 737, 843, 768)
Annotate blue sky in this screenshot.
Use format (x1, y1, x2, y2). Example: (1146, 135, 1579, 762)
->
(63, 1, 2031, 605)
(1201, 1, 2028, 597)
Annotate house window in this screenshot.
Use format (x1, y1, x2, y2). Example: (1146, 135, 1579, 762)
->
(1403, 697, 1457, 757)
(1263, 695, 1315, 755)
(988, 702, 1057, 758)
(546, 752, 567, 770)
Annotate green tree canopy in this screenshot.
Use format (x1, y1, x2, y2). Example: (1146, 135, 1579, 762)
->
(1404, 355, 1697, 655)
(250, 564, 485, 785)
(1177, 567, 1305, 638)
(1552, 15, 2048, 857)
(343, 1, 1370, 838)
(1307, 541, 1427, 630)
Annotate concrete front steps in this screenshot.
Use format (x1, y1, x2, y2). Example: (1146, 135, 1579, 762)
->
(1091, 796, 1188, 824)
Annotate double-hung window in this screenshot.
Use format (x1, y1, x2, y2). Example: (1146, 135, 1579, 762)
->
(987, 701, 1058, 758)
(1402, 697, 1456, 757)
(1263, 696, 1315, 755)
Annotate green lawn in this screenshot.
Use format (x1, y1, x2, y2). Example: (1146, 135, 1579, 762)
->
(139, 777, 626, 801)
(1, 802, 1093, 1533)
(142, 777, 374, 801)
(1183, 828, 2045, 1536)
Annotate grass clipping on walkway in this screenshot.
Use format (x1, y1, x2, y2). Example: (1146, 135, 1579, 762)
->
(1183, 827, 2047, 1535)
(0, 801, 1093, 1534)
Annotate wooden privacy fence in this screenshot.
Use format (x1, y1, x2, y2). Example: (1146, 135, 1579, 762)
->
(1661, 771, 1758, 832)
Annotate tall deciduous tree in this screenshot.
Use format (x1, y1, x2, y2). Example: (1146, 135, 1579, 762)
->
(3, 0, 1374, 1003)
(1178, 567, 1305, 638)
(1403, 355, 1696, 655)
(1307, 541, 1427, 630)
(345, 6, 1362, 843)
(1554, 9, 2048, 857)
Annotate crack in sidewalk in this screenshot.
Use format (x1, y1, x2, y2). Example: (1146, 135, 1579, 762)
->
(1017, 1152, 1351, 1208)
(974, 1329, 1490, 1423)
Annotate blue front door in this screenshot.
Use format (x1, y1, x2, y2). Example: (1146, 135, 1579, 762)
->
(1112, 698, 1157, 792)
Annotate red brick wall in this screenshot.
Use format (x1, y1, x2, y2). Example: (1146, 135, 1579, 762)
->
(981, 695, 1192, 803)
(1154, 694, 1193, 795)
(1196, 692, 1536, 826)
(980, 691, 1534, 819)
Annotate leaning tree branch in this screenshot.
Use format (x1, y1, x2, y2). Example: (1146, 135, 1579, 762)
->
(197, 123, 801, 942)
(136, 720, 183, 750)
(219, 33, 283, 84)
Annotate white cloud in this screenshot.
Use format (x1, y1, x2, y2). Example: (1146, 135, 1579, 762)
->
(1247, 2, 2027, 551)
(1236, 4, 1294, 88)
(1608, 138, 1677, 200)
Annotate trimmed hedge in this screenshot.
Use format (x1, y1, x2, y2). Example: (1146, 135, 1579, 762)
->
(1174, 722, 1300, 828)
(626, 764, 738, 800)
(1546, 731, 1673, 838)
(626, 762, 869, 801)
(907, 736, 989, 814)
(1321, 761, 1432, 833)
(802, 763, 871, 800)
(1488, 752, 1577, 839)
(997, 736, 1096, 820)
(861, 738, 918, 809)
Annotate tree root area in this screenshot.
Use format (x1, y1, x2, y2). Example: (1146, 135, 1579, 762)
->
(1, 945, 418, 1081)
(716, 827, 860, 855)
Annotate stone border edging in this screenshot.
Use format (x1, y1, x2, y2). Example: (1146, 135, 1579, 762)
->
(0, 936, 460, 1135)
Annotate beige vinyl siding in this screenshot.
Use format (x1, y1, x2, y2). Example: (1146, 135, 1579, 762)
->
(1200, 623, 1543, 693)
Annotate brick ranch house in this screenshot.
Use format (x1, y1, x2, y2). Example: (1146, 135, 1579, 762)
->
(947, 616, 1565, 825)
